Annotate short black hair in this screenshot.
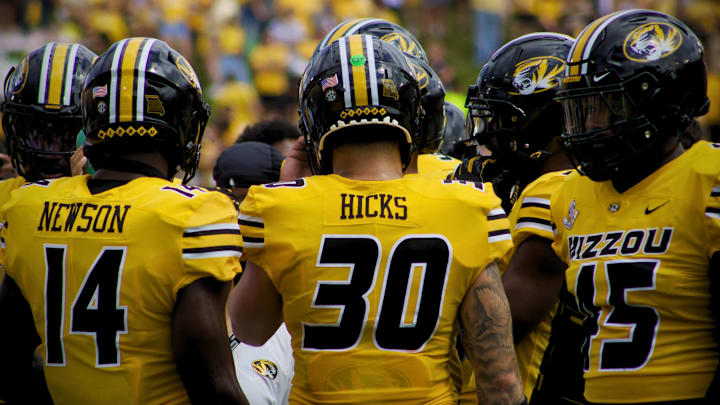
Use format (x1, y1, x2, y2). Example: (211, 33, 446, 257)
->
(236, 120, 299, 145)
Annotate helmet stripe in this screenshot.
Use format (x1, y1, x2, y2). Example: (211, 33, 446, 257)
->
(47, 43, 69, 106)
(345, 18, 382, 36)
(37, 42, 55, 104)
(109, 39, 129, 124)
(365, 35, 379, 105)
(62, 44, 79, 106)
(119, 38, 144, 123)
(338, 37, 352, 108)
(349, 35, 368, 106)
(135, 38, 157, 122)
(321, 18, 368, 49)
(580, 11, 628, 74)
(568, 13, 618, 76)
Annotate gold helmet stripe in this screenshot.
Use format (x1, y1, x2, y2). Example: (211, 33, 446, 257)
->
(46, 43, 69, 106)
(62, 44, 80, 106)
(37, 42, 54, 104)
(118, 38, 145, 123)
(338, 36, 352, 108)
(349, 35, 368, 106)
(579, 11, 627, 74)
(568, 11, 625, 76)
(135, 38, 158, 121)
(321, 18, 371, 49)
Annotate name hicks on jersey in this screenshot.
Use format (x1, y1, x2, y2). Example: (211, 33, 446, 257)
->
(37, 201, 130, 233)
(340, 193, 408, 220)
(567, 227, 673, 261)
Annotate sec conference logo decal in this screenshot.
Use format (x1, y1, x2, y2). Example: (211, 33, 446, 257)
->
(623, 22, 682, 63)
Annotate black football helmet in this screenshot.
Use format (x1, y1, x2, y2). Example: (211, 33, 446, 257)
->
(439, 101, 474, 159)
(299, 34, 422, 174)
(81, 38, 210, 183)
(466, 32, 574, 178)
(313, 19, 444, 154)
(314, 18, 428, 63)
(556, 9, 709, 181)
(2, 42, 97, 181)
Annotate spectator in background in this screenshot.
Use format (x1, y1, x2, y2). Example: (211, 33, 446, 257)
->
(249, 30, 293, 118)
(212, 141, 294, 405)
(471, 0, 506, 65)
(213, 141, 284, 201)
(236, 120, 301, 157)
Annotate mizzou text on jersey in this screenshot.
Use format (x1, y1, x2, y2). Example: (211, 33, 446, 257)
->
(551, 141, 720, 403)
(239, 174, 512, 404)
(0, 175, 242, 404)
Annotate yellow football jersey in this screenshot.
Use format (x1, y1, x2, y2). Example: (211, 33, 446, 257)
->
(417, 153, 460, 180)
(551, 141, 720, 403)
(239, 175, 512, 404)
(0, 176, 25, 281)
(507, 170, 571, 400)
(0, 175, 242, 404)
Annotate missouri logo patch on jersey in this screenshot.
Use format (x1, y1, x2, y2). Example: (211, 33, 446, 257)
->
(252, 359, 278, 380)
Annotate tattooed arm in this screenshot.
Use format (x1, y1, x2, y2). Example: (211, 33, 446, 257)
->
(460, 261, 525, 404)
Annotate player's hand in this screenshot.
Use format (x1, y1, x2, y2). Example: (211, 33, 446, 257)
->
(448, 155, 503, 184)
(0, 153, 17, 179)
(279, 136, 312, 181)
(70, 147, 88, 176)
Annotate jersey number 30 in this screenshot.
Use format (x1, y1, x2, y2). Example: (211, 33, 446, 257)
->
(44, 245, 128, 367)
(302, 235, 450, 352)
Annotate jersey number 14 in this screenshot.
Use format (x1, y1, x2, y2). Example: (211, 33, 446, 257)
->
(44, 245, 128, 367)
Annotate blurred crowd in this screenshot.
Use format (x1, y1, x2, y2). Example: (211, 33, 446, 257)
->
(1, 0, 719, 187)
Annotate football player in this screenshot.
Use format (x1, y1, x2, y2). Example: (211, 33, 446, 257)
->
(0, 38, 248, 404)
(230, 35, 524, 404)
(311, 18, 460, 180)
(463, 33, 588, 405)
(439, 101, 473, 160)
(0, 42, 97, 288)
(552, 10, 717, 404)
(213, 141, 294, 405)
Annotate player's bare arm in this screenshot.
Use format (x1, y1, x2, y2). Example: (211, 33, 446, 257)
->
(172, 277, 249, 405)
(0, 275, 53, 403)
(229, 260, 283, 346)
(502, 236, 567, 343)
(460, 262, 524, 404)
(279, 136, 312, 181)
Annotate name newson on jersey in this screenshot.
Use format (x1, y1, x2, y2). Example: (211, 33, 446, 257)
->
(37, 201, 131, 233)
(567, 227, 673, 261)
(339, 193, 408, 220)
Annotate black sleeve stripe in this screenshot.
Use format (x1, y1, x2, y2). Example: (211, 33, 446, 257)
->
(521, 202, 551, 209)
(488, 214, 507, 220)
(516, 217, 552, 226)
(242, 236, 264, 244)
(183, 229, 242, 237)
(488, 229, 511, 237)
(182, 246, 243, 254)
(238, 219, 265, 228)
(707, 207, 720, 214)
